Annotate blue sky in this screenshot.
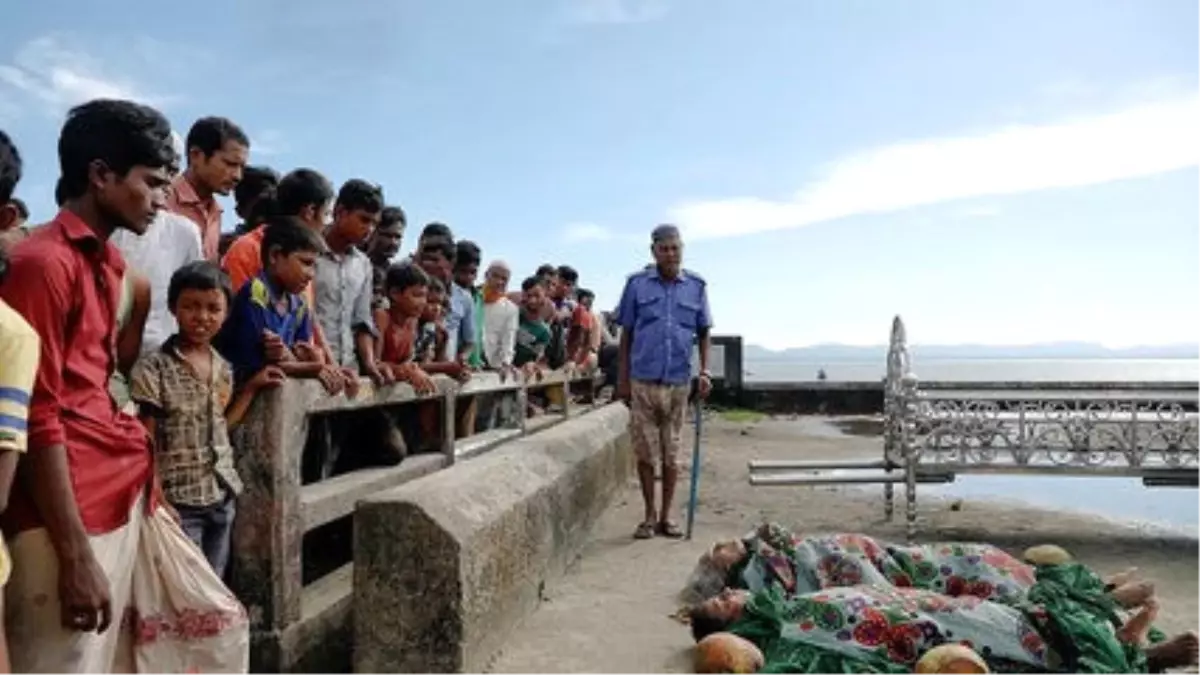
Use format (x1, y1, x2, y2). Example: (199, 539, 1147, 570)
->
(1, 0, 1196, 350)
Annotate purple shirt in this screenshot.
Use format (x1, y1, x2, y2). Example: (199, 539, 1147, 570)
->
(615, 267, 712, 386)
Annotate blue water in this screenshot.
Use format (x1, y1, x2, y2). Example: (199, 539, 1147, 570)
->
(919, 474, 1198, 536)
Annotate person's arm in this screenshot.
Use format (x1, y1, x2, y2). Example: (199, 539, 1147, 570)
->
(457, 290, 476, 361)
(225, 366, 284, 428)
(0, 258, 99, 595)
(116, 273, 151, 375)
(0, 320, 39, 511)
(499, 303, 518, 368)
(613, 278, 638, 397)
(277, 310, 326, 377)
(696, 281, 713, 375)
(352, 267, 384, 379)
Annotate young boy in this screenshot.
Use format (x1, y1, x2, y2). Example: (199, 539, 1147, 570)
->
(514, 276, 552, 377)
(417, 241, 470, 382)
(220, 217, 342, 393)
(373, 262, 437, 395)
(314, 179, 388, 385)
(130, 262, 284, 576)
(414, 276, 447, 364)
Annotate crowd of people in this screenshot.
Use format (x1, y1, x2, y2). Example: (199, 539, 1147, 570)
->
(0, 98, 634, 672)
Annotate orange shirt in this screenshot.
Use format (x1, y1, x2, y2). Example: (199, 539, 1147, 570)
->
(166, 175, 224, 262)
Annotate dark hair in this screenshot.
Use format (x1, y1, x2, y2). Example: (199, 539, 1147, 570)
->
(557, 265, 579, 285)
(426, 276, 446, 294)
(58, 99, 177, 201)
(384, 261, 430, 293)
(687, 605, 731, 642)
(421, 221, 452, 241)
(336, 179, 384, 214)
(0, 130, 21, 204)
(54, 177, 67, 207)
(454, 240, 481, 270)
(167, 261, 233, 311)
(185, 116, 249, 159)
(576, 288, 594, 302)
(273, 168, 333, 218)
(379, 205, 406, 230)
(260, 216, 325, 268)
(234, 165, 279, 213)
(536, 264, 556, 279)
(521, 276, 544, 293)
(11, 198, 28, 220)
(419, 237, 456, 265)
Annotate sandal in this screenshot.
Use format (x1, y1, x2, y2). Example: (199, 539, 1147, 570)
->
(634, 521, 655, 539)
(657, 521, 684, 539)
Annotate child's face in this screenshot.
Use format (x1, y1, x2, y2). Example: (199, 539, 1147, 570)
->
(300, 200, 333, 233)
(269, 248, 318, 295)
(389, 283, 428, 318)
(334, 206, 379, 246)
(418, 250, 451, 282)
(422, 287, 445, 322)
(173, 288, 228, 345)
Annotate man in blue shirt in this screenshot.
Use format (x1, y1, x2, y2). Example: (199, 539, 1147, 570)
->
(615, 224, 712, 540)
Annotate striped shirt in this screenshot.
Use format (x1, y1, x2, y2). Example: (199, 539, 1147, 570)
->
(0, 299, 39, 455)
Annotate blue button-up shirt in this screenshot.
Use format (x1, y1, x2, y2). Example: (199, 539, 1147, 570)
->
(615, 267, 712, 386)
(444, 283, 478, 360)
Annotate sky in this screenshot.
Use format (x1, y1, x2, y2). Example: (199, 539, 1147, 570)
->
(1, 0, 1197, 350)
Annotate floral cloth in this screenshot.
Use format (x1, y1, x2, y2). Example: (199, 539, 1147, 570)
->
(731, 585, 1055, 673)
(734, 525, 1036, 606)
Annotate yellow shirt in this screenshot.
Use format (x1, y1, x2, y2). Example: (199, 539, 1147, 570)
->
(0, 298, 40, 585)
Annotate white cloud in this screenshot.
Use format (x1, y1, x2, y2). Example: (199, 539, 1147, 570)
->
(564, 0, 668, 25)
(251, 129, 289, 157)
(0, 35, 174, 116)
(669, 92, 1200, 241)
(563, 222, 615, 242)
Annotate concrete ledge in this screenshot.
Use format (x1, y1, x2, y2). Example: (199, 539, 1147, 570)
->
(301, 454, 449, 531)
(353, 404, 632, 673)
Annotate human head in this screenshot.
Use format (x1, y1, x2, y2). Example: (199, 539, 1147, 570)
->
(418, 221, 453, 251)
(0, 130, 22, 234)
(484, 260, 511, 294)
(651, 224, 683, 278)
(167, 261, 233, 346)
(274, 168, 334, 231)
(453, 240, 481, 290)
(184, 116, 249, 196)
(709, 539, 748, 572)
(367, 205, 406, 262)
(520, 276, 547, 315)
(417, 237, 455, 283)
(234, 165, 279, 222)
(422, 276, 446, 323)
(693, 633, 764, 674)
(58, 99, 178, 235)
(687, 589, 750, 642)
(576, 287, 594, 311)
(554, 265, 578, 300)
(332, 179, 383, 246)
(384, 262, 430, 319)
(261, 216, 324, 294)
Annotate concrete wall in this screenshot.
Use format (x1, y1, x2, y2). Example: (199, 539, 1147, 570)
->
(353, 403, 632, 673)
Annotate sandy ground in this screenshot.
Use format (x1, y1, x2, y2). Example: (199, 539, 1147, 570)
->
(487, 414, 1199, 674)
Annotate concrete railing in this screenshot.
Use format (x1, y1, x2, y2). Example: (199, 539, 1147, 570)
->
(353, 403, 632, 673)
(228, 368, 601, 672)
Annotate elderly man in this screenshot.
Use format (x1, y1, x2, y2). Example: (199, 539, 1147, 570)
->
(616, 224, 712, 539)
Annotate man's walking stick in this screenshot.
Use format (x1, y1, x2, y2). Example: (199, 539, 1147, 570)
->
(684, 398, 703, 540)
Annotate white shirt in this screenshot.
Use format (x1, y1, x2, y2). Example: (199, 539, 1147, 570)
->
(112, 211, 204, 355)
(481, 296, 518, 368)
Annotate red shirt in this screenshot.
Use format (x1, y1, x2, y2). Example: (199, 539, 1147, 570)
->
(0, 210, 154, 537)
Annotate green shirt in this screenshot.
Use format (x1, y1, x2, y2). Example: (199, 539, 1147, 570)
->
(513, 315, 551, 367)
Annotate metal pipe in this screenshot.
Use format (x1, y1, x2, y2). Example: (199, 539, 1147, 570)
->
(749, 459, 897, 471)
(749, 472, 953, 486)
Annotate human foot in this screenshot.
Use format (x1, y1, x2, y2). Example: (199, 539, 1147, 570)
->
(1145, 631, 1199, 671)
(1110, 580, 1155, 609)
(657, 521, 684, 539)
(634, 521, 656, 539)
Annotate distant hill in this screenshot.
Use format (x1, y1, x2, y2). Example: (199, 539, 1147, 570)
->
(743, 342, 1200, 361)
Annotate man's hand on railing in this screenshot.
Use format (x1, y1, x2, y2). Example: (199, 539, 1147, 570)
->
(293, 340, 322, 365)
(498, 363, 518, 383)
(262, 329, 294, 364)
(365, 363, 395, 387)
(521, 362, 545, 383)
(316, 364, 345, 395)
(443, 360, 472, 384)
(339, 366, 361, 398)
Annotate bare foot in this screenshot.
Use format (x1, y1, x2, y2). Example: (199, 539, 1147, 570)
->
(1145, 631, 1199, 671)
(1116, 598, 1158, 645)
(1105, 567, 1139, 588)
(1110, 580, 1155, 609)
